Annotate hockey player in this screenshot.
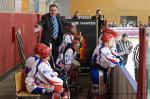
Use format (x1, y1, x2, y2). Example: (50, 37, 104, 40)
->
(59, 25, 77, 54)
(56, 39, 80, 71)
(98, 28, 124, 61)
(25, 43, 64, 99)
(90, 33, 120, 95)
(25, 43, 52, 74)
(74, 29, 86, 62)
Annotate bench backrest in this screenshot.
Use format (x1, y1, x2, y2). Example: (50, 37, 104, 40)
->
(15, 70, 26, 92)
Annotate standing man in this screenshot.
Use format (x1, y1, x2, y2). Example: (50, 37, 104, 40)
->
(72, 11, 80, 19)
(132, 44, 139, 81)
(116, 34, 133, 65)
(91, 9, 104, 37)
(34, 4, 72, 63)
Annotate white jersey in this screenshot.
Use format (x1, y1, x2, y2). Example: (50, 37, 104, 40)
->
(25, 56, 39, 73)
(110, 42, 118, 56)
(100, 47, 119, 68)
(25, 58, 40, 93)
(92, 44, 102, 64)
(25, 59, 63, 93)
(56, 48, 74, 71)
(59, 33, 74, 53)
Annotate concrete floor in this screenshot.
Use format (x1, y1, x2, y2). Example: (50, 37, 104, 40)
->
(0, 69, 90, 99)
(0, 69, 17, 99)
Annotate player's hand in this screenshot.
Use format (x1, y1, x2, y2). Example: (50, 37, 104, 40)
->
(116, 58, 120, 63)
(53, 72, 58, 76)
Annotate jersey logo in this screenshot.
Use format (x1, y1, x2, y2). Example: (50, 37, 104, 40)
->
(50, 74, 54, 77)
(43, 70, 49, 74)
(105, 52, 111, 56)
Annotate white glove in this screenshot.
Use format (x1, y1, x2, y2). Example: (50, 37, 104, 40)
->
(34, 25, 42, 33)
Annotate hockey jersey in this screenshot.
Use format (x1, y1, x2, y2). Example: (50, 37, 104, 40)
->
(25, 55, 39, 74)
(100, 46, 119, 68)
(59, 33, 74, 53)
(56, 48, 75, 71)
(92, 44, 119, 68)
(25, 59, 63, 93)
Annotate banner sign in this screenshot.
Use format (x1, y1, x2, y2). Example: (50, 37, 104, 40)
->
(22, 0, 28, 12)
(15, 0, 22, 12)
(66, 19, 97, 71)
(109, 27, 139, 37)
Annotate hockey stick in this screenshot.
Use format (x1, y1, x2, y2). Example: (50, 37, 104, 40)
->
(16, 29, 26, 68)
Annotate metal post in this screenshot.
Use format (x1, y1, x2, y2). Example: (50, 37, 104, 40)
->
(96, 18, 99, 45)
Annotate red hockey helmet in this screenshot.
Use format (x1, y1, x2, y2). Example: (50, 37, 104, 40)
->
(101, 33, 114, 44)
(34, 43, 51, 58)
(110, 31, 118, 38)
(34, 43, 42, 54)
(102, 28, 118, 38)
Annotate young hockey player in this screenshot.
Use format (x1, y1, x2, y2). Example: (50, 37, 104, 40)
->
(59, 25, 77, 54)
(56, 40, 80, 71)
(25, 43, 52, 74)
(25, 43, 64, 99)
(74, 29, 86, 62)
(90, 33, 120, 96)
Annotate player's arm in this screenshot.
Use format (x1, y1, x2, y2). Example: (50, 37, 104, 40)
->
(64, 49, 74, 68)
(102, 49, 120, 64)
(38, 63, 62, 85)
(34, 15, 46, 33)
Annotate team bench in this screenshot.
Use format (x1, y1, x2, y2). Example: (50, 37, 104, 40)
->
(15, 70, 41, 99)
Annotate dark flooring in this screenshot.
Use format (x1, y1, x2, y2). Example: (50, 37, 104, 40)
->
(0, 69, 90, 99)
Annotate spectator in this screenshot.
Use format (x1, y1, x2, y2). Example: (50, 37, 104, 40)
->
(121, 19, 127, 27)
(34, 4, 73, 64)
(116, 34, 133, 65)
(91, 9, 104, 37)
(72, 11, 80, 19)
(132, 44, 139, 81)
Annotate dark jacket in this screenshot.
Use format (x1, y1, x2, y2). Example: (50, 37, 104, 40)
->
(72, 16, 80, 19)
(38, 13, 71, 46)
(91, 15, 104, 30)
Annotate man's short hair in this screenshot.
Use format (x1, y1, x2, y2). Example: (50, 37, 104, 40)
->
(96, 9, 101, 13)
(75, 11, 79, 14)
(122, 33, 128, 38)
(49, 4, 58, 9)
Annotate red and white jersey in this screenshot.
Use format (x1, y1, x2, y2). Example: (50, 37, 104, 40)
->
(25, 55, 39, 73)
(100, 46, 119, 68)
(56, 48, 74, 71)
(25, 58, 40, 93)
(59, 33, 74, 53)
(25, 59, 62, 93)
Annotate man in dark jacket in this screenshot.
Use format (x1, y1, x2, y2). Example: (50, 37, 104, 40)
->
(72, 11, 80, 19)
(34, 4, 72, 64)
(91, 9, 104, 37)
